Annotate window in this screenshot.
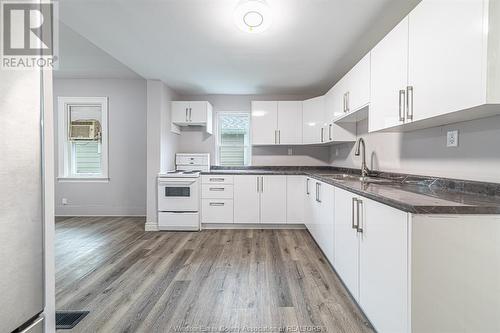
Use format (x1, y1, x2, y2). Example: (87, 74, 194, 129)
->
(216, 112, 251, 166)
(57, 97, 108, 181)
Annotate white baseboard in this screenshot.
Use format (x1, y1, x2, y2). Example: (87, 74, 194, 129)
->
(201, 223, 306, 230)
(55, 214, 146, 217)
(145, 222, 159, 231)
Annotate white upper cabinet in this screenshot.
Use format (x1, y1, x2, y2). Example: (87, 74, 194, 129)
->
(370, 0, 500, 132)
(369, 17, 409, 132)
(172, 101, 191, 124)
(342, 53, 371, 115)
(251, 101, 302, 145)
(251, 101, 278, 145)
(302, 96, 326, 144)
(277, 101, 303, 144)
(407, 0, 490, 122)
(171, 101, 213, 134)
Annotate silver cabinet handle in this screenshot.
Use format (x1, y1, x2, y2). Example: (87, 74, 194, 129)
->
(406, 86, 414, 121)
(185, 108, 188, 121)
(343, 93, 347, 113)
(256, 176, 260, 192)
(329, 124, 332, 141)
(399, 89, 406, 122)
(209, 187, 225, 191)
(189, 107, 192, 121)
(209, 178, 225, 182)
(316, 183, 321, 203)
(346, 91, 350, 113)
(209, 202, 225, 206)
(260, 176, 264, 192)
(274, 130, 278, 144)
(320, 128, 324, 143)
(352, 197, 358, 230)
(356, 199, 363, 233)
(278, 130, 281, 144)
(306, 178, 310, 195)
(18, 316, 44, 333)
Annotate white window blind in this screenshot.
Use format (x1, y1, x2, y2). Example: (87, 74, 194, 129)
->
(216, 112, 251, 166)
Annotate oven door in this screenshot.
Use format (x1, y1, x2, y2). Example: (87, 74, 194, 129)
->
(157, 178, 199, 212)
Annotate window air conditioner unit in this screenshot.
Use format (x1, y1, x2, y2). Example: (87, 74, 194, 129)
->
(69, 120, 101, 141)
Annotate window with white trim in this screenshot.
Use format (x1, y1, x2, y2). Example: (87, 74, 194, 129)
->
(215, 112, 251, 166)
(57, 97, 109, 180)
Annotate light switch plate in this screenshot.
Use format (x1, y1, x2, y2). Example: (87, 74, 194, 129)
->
(447, 130, 459, 147)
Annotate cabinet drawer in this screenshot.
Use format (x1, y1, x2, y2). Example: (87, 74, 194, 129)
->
(202, 175, 234, 184)
(202, 199, 233, 224)
(202, 184, 233, 199)
(158, 212, 199, 231)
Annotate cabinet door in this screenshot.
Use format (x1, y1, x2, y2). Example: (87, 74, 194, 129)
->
(251, 101, 278, 145)
(334, 187, 360, 300)
(369, 17, 409, 132)
(408, 0, 485, 121)
(316, 182, 335, 264)
(302, 96, 325, 144)
(345, 53, 370, 113)
(260, 176, 287, 224)
(359, 198, 408, 333)
(277, 101, 302, 144)
(189, 101, 208, 123)
(234, 175, 260, 223)
(304, 177, 314, 230)
(286, 176, 305, 224)
(172, 101, 190, 124)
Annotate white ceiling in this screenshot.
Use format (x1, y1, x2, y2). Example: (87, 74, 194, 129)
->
(55, 22, 141, 79)
(57, 0, 421, 95)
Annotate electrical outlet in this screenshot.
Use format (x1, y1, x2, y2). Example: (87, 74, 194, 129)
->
(447, 130, 459, 147)
(62, 198, 68, 205)
(288, 148, 293, 155)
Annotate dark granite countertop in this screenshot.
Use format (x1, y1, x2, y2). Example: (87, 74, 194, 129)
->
(202, 166, 500, 214)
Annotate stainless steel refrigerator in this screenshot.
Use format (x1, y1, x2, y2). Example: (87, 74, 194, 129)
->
(0, 70, 45, 331)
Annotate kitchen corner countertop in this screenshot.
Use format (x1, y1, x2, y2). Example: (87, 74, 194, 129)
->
(202, 167, 500, 214)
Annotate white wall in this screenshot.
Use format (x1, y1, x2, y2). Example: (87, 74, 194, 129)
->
(177, 94, 331, 166)
(329, 115, 500, 183)
(54, 79, 147, 215)
(145, 80, 179, 230)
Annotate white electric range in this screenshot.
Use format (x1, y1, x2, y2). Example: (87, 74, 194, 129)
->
(157, 153, 209, 231)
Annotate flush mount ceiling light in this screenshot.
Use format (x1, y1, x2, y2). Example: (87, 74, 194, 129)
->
(234, 0, 272, 33)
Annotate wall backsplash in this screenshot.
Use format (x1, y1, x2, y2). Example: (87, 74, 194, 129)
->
(329, 115, 500, 183)
(177, 94, 500, 183)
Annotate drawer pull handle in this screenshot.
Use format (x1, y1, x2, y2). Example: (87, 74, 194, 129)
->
(209, 187, 225, 191)
(209, 202, 225, 206)
(209, 178, 225, 182)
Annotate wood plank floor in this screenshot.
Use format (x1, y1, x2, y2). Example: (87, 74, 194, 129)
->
(56, 217, 374, 333)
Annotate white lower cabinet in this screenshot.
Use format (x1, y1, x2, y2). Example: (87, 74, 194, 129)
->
(359, 197, 409, 333)
(233, 175, 260, 224)
(334, 187, 361, 299)
(260, 176, 287, 224)
(286, 176, 305, 224)
(201, 200, 233, 224)
(334, 187, 409, 333)
(233, 175, 287, 224)
(305, 179, 334, 264)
